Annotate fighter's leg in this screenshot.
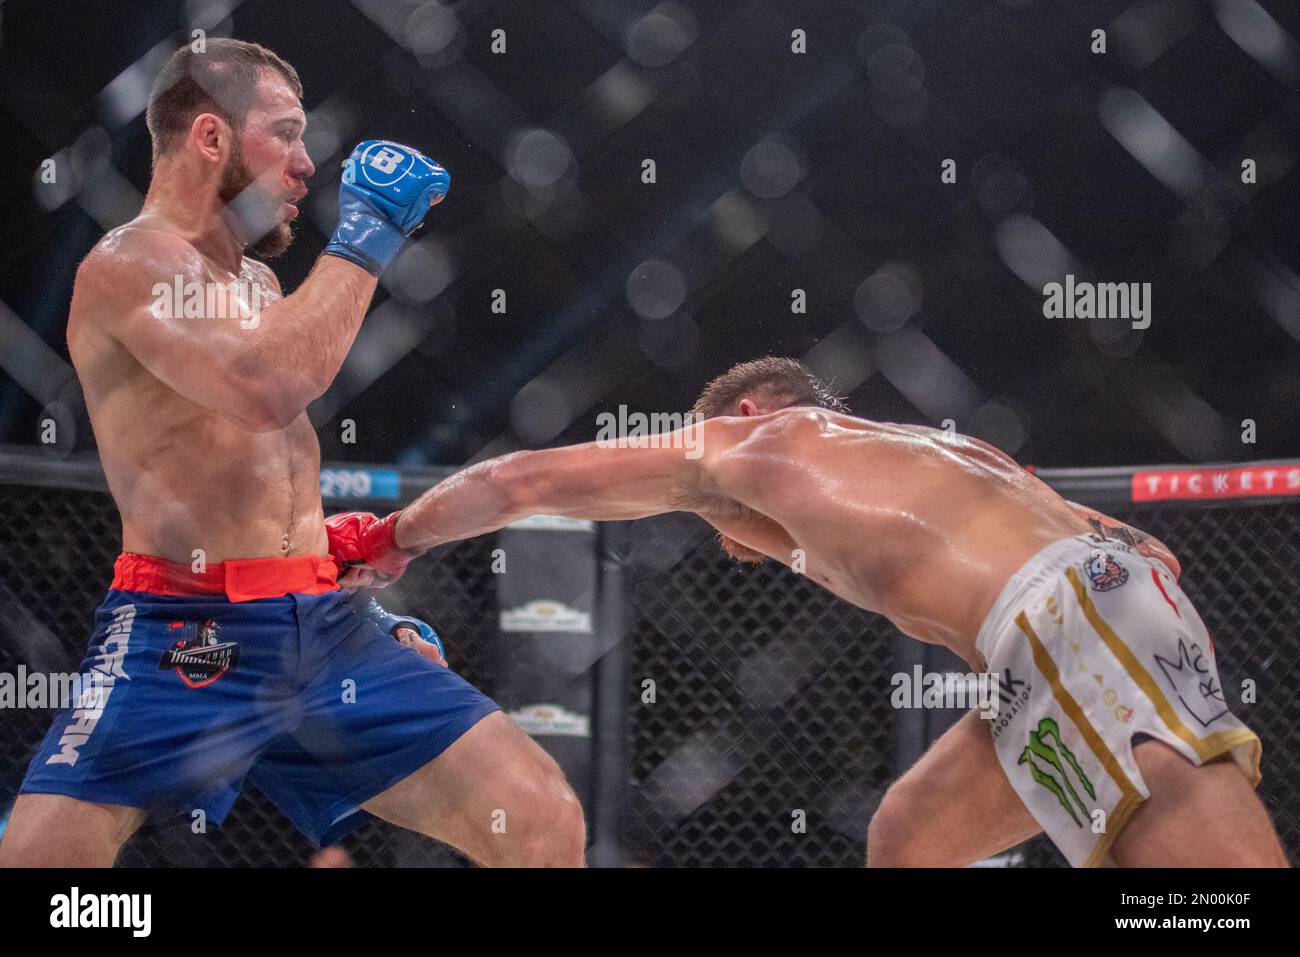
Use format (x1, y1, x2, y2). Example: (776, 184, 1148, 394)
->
(1108, 740, 1287, 867)
(867, 707, 1040, 867)
(5, 588, 299, 869)
(0, 794, 145, 867)
(261, 597, 585, 867)
(361, 711, 585, 867)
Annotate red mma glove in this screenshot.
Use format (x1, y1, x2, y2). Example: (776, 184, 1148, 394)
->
(325, 510, 423, 589)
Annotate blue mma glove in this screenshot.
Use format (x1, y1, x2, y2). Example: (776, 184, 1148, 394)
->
(362, 596, 447, 659)
(325, 140, 450, 275)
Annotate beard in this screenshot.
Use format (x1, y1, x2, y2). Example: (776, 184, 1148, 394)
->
(219, 142, 294, 259)
(716, 531, 768, 564)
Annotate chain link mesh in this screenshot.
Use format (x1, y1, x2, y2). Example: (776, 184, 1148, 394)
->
(2, 483, 1297, 866)
(622, 504, 1300, 867)
(0, 484, 497, 866)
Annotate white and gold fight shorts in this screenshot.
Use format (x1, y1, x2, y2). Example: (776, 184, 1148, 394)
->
(976, 533, 1262, 867)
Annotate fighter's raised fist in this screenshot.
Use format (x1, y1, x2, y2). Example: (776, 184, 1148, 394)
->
(324, 140, 450, 275)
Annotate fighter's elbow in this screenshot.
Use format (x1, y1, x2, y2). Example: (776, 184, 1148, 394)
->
(210, 347, 296, 429)
(221, 401, 291, 433)
(479, 453, 541, 521)
(224, 375, 312, 432)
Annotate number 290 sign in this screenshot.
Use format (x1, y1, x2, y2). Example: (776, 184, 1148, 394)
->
(319, 468, 400, 501)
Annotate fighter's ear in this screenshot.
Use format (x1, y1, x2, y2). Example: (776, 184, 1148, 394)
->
(737, 398, 760, 416)
(189, 112, 229, 164)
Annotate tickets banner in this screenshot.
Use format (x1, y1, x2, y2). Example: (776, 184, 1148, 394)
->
(1131, 464, 1300, 502)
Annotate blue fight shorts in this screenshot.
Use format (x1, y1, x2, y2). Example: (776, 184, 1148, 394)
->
(19, 552, 500, 846)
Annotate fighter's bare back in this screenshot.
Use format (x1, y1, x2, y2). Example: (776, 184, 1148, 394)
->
(68, 219, 327, 564)
(697, 410, 1099, 664)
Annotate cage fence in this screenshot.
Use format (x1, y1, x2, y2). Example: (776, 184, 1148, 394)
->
(0, 456, 1297, 867)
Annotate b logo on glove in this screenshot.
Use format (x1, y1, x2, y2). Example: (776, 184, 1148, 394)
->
(326, 140, 450, 275)
(358, 145, 406, 182)
(342, 142, 448, 198)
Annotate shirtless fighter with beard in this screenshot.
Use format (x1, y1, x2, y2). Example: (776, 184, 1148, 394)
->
(0, 39, 583, 867)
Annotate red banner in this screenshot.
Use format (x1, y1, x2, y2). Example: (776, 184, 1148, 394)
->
(1131, 465, 1300, 502)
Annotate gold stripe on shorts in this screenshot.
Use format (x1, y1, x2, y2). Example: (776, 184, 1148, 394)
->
(1014, 611, 1144, 868)
(1064, 566, 1263, 785)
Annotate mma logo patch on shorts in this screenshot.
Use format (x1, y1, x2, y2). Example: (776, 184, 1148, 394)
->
(158, 618, 240, 688)
(1083, 549, 1129, 592)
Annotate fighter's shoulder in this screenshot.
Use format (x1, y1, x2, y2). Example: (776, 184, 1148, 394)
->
(944, 430, 1022, 469)
(735, 407, 849, 439)
(241, 256, 281, 295)
(698, 409, 845, 463)
(77, 223, 207, 298)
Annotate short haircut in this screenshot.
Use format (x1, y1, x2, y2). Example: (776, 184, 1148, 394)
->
(690, 356, 849, 419)
(146, 38, 303, 163)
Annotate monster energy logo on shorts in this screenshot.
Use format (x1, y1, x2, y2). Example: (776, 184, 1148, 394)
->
(1018, 717, 1096, 828)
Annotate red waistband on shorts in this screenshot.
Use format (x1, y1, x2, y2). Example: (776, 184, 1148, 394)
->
(112, 552, 340, 602)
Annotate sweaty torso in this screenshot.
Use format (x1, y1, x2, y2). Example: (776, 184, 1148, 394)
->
(69, 228, 327, 564)
(716, 412, 1095, 665)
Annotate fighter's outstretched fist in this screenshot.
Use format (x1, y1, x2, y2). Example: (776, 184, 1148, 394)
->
(326, 510, 424, 590)
(324, 140, 450, 275)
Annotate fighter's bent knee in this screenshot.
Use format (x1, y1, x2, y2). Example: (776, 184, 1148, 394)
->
(866, 785, 931, 868)
(524, 773, 586, 867)
(488, 762, 586, 867)
(0, 794, 143, 868)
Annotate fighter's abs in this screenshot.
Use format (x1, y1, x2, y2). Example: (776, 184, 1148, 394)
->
(109, 410, 326, 563)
